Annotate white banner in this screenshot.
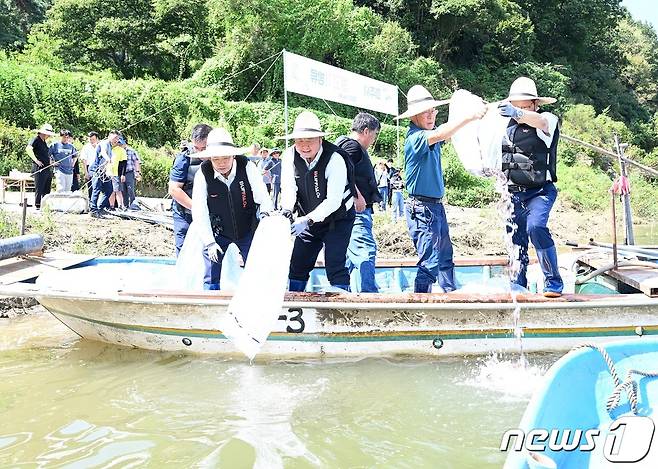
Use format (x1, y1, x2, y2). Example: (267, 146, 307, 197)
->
(283, 51, 398, 116)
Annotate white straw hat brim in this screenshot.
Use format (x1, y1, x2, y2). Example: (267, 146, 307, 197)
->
(395, 98, 450, 120)
(278, 129, 327, 140)
(506, 93, 556, 105)
(37, 129, 56, 136)
(194, 144, 250, 159)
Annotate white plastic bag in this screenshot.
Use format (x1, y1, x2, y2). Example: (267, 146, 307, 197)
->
(175, 222, 206, 291)
(218, 215, 294, 359)
(449, 89, 508, 177)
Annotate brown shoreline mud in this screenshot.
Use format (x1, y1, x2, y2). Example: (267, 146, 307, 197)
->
(0, 196, 641, 318)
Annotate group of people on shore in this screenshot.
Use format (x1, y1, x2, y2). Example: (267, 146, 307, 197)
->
(168, 76, 564, 298)
(248, 145, 283, 209)
(374, 160, 405, 220)
(25, 126, 141, 213)
(24, 75, 562, 297)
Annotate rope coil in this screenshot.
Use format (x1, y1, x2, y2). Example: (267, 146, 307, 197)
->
(575, 344, 658, 415)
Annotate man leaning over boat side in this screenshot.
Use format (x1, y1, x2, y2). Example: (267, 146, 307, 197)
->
(191, 128, 274, 290)
(280, 111, 356, 292)
(336, 112, 382, 293)
(498, 77, 563, 297)
(395, 85, 486, 293)
(168, 124, 212, 255)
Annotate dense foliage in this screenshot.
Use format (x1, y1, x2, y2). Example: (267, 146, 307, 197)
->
(0, 0, 50, 50)
(1, 0, 658, 214)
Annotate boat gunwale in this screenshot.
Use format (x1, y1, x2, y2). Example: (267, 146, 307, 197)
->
(7, 285, 658, 311)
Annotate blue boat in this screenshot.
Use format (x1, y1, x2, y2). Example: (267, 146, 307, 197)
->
(505, 339, 658, 468)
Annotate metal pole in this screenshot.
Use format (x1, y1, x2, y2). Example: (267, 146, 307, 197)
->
(611, 191, 618, 269)
(561, 134, 658, 178)
(20, 197, 27, 235)
(282, 49, 289, 151)
(614, 134, 635, 245)
(396, 86, 400, 165)
(396, 120, 400, 164)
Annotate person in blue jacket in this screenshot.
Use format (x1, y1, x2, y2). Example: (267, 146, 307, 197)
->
(395, 85, 485, 293)
(168, 124, 213, 255)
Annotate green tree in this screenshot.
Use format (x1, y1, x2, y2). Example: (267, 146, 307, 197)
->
(0, 0, 51, 50)
(615, 17, 658, 113)
(38, 0, 213, 79)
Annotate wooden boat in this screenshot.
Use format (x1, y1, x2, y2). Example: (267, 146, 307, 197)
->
(2, 254, 658, 358)
(504, 338, 658, 468)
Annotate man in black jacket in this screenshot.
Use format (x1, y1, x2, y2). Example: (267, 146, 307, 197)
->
(280, 111, 356, 292)
(191, 128, 273, 290)
(336, 112, 382, 292)
(26, 124, 55, 209)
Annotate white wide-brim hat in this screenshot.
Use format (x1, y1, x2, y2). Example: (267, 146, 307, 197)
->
(194, 128, 249, 159)
(279, 111, 327, 140)
(36, 123, 56, 136)
(395, 85, 450, 120)
(505, 77, 556, 105)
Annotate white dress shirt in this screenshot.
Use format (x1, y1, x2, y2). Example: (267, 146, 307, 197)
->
(192, 159, 274, 247)
(280, 145, 353, 223)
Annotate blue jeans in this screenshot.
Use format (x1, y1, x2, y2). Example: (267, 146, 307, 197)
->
(172, 211, 193, 256)
(391, 190, 404, 221)
(405, 199, 456, 293)
(90, 175, 113, 212)
(205, 231, 255, 290)
(378, 187, 388, 211)
(346, 207, 378, 292)
(508, 182, 563, 293)
(272, 182, 281, 210)
(122, 170, 137, 207)
(289, 209, 355, 288)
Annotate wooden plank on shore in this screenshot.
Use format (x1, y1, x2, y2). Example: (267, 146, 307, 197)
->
(0, 252, 96, 285)
(578, 254, 658, 297)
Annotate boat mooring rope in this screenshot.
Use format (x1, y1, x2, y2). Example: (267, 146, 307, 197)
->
(576, 344, 658, 415)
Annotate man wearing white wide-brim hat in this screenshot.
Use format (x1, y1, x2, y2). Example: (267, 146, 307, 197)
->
(497, 76, 563, 297)
(26, 123, 56, 209)
(280, 111, 356, 292)
(191, 128, 274, 290)
(396, 85, 486, 293)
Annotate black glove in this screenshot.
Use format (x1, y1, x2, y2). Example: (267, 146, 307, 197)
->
(281, 209, 294, 223)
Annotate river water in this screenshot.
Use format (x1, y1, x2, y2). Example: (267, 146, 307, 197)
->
(0, 310, 561, 468)
(2, 225, 655, 468)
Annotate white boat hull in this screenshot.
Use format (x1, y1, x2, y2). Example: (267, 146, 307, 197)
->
(39, 291, 658, 358)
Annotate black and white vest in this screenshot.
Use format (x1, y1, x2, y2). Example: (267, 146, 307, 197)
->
(293, 140, 354, 222)
(502, 113, 559, 188)
(201, 155, 258, 241)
